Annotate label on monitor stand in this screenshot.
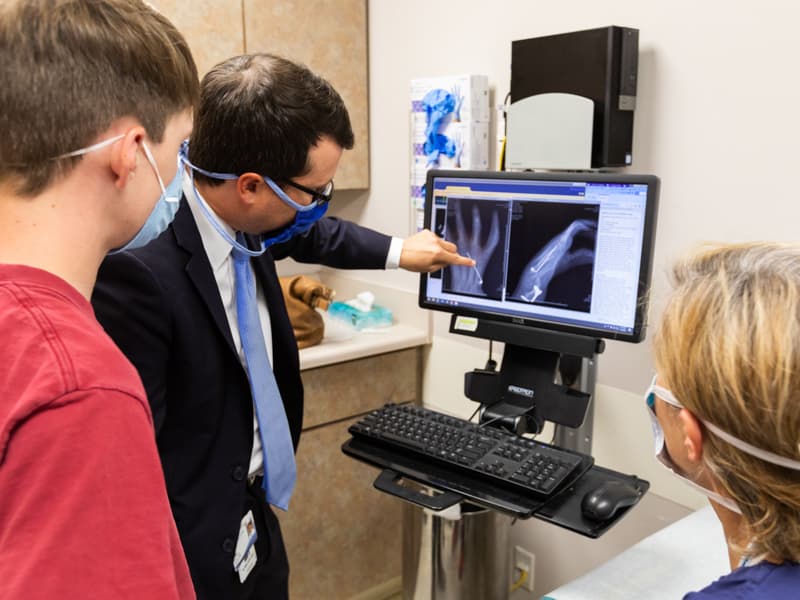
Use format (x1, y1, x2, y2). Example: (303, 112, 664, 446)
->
(453, 316, 479, 332)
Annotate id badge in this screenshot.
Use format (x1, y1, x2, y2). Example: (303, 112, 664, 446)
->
(233, 509, 258, 583)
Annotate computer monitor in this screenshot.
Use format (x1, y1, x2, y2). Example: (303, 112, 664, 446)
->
(419, 169, 659, 343)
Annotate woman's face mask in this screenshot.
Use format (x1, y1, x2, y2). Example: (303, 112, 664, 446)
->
(644, 375, 800, 514)
(645, 376, 741, 513)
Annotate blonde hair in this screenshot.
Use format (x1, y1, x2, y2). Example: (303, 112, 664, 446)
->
(654, 242, 800, 562)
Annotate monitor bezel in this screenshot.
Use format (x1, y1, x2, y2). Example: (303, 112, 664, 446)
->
(418, 169, 660, 343)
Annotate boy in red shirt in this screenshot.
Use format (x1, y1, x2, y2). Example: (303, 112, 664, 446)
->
(0, 1, 199, 598)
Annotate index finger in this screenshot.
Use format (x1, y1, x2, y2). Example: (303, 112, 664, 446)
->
(438, 238, 458, 253)
(441, 252, 475, 267)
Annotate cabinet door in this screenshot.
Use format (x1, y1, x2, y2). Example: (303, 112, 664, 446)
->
(243, 0, 370, 190)
(145, 1, 245, 77)
(277, 417, 402, 599)
(276, 349, 420, 598)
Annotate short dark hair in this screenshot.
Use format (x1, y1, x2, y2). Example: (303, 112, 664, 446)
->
(188, 53, 354, 186)
(0, 0, 199, 196)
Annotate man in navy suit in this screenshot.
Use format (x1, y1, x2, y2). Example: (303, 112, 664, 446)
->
(92, 53, 471, 600)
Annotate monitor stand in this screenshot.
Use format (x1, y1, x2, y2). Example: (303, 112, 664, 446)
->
(450, 315, 603, 447)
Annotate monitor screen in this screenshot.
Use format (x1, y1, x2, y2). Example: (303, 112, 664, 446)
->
(419, 170, 659, 342)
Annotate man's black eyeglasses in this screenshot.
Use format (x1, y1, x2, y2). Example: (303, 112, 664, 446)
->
(282, 179, 335, 206)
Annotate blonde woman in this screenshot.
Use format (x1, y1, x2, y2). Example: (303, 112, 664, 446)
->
(647, 242, 800, 597)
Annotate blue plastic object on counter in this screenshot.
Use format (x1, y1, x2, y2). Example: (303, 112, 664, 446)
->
(328, 301, 393, 330)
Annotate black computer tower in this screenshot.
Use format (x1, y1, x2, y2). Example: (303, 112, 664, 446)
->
(509, 26, 639, 169)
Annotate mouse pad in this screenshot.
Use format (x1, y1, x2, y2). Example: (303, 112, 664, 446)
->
(532, 466, 650, 538)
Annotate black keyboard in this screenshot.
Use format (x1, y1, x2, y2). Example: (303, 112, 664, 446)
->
(348, 403, 593, 498)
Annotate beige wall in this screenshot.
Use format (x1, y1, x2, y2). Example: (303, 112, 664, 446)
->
(150, 0, 369, 189)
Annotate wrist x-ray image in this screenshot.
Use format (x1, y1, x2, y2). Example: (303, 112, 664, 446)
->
(442, 197, 508, 300)
(506, 202, 599, 312)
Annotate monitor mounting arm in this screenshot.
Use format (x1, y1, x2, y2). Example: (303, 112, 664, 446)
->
(451, 315, 604, 437)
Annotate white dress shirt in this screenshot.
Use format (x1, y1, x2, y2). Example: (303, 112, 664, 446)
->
(184, 180, 402, 477)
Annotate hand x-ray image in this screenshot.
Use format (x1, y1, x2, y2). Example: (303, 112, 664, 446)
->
(506, 202, 599, 312)
(442, 197, 509, 300)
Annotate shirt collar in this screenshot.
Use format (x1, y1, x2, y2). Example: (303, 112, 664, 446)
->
(184, 177, 237, 272)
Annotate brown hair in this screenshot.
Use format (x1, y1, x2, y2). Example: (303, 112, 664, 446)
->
(0, 0, 199, 195)
(654, 242, 800, 562)
(188, 53, 354, 187)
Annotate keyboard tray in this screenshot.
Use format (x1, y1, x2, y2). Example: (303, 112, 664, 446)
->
(343, 436, 545, 518)
(342, 436, 649, 537)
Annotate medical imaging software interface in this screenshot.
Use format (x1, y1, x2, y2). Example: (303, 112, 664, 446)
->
(424, 175, 650, 336)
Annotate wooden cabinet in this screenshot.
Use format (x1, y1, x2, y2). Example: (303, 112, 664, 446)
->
(276, 348, 421, 599)
(144, 1, 245, 77)
(146, 0, 369, 190)
(244, 0, 369, 190)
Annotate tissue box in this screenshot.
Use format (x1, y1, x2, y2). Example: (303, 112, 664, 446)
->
(328, 301, 393, 330)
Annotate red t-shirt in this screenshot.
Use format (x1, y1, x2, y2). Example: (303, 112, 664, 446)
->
(0, 265, 195, 599)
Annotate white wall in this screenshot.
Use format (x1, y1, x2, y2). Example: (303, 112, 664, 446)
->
(319, 1, 800, 594)
(325, 0, 800, 510)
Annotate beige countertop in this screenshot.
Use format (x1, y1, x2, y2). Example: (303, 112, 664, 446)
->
(299, 322, 428, 370)
(279, 269, 431, 371)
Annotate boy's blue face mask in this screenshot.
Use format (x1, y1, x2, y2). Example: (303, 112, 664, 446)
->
(110, 144, 183, 253)
(56, 135, 183, 253)
(177, 141, 329, 257)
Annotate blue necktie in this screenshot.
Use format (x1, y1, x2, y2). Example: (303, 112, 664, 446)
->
(232, 235, 296, 510)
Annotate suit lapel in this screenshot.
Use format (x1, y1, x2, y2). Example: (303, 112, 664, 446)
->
(172, 199, 237, 356)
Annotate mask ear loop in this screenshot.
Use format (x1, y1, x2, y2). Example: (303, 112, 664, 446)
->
(178, 140, 266, 257)
(162, 152, 185, 204)
(702, 421, 800, 471)
(186, 165, 267, 258)
(653, 379, 800, 471)
(55, 134, 125, 159)
(261, 176, 318, 212)
(140, 141, 168, 197)
(3, 133, 126, 168)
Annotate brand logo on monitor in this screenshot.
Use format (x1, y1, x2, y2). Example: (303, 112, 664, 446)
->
(507, 385, 535, 398)
(511, 317, 525, 325)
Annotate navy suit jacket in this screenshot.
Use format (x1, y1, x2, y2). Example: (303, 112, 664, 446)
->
(92, 198, 391, 598)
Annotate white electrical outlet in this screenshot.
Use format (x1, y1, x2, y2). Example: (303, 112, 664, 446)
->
(514, 545, 535, 592)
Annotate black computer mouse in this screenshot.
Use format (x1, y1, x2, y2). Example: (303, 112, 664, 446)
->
(580, 480, 641, 521)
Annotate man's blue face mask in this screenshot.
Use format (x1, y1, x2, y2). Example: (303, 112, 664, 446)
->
(56, 135, 184, 253)
(177, 141, 329, 257)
